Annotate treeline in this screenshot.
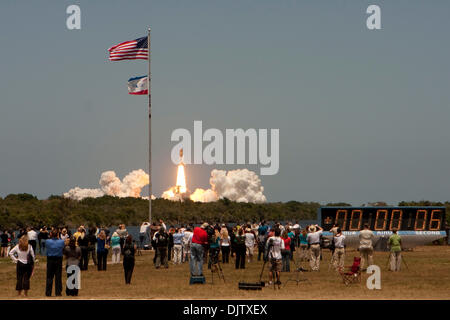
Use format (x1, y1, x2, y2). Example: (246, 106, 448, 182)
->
(0, 194, 448, 229)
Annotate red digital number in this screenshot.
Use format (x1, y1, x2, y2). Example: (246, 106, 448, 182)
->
(414, 209, 427, 231)
(374, 210, 388, 230)
(429, 210, 441, 231)
(349, 210, 362, 230)
(335, 210, 348, 231)
(389, 209, 403, 230)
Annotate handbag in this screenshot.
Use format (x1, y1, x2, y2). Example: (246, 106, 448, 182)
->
(27, 246, 34, 266)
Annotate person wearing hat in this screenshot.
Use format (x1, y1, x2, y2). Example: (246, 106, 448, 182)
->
(388, 228, 402, 271)
(190, 222, 209, 276)
(306, 224, 323, 271)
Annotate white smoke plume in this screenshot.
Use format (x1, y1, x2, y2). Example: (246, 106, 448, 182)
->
(190, 188, 219, 202)
(188, 169, 266, 203)
(64, 169, 151, 200)
(65, 168, 266, 204)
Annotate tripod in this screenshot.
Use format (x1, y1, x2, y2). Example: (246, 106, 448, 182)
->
(284, 250, 310, 287)
(211, 260, 225, 284)
(210, 249, 225, 284)
(386, 251, 409, 271)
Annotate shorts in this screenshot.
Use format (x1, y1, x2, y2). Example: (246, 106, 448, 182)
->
(270, 259, 282, 272)
(246, 246, 254, 256)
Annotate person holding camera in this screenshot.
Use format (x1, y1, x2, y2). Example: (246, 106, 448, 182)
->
(266, 228, 284, 286)
(333, 228, 345, 271)
(359, 223, 374, 270)
(63, 237, 81, 296)
(208, 226, 221, 268)
(182, 227, 193, 263)
(45, 229, 66, 296)
(388, 228, 402, 272)
(172, 228, 185, 265)
(307, 224, 323, 271)
(153, 226, 169, 269)
(281, 230, 291, 272)
(96, 230, 109, 271)
(190, 223, 209, 276)
(234, 228, 246, 269)
(123, 235, 137, 284)
(244, 228, 256, 263)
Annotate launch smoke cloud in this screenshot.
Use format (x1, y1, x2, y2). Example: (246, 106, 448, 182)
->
(171, 121, 279, 176)
(64, 168, 266, 204)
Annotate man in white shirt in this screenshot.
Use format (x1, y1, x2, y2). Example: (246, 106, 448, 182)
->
(182, 227, 193, 263)
(359, 224, 375, 270)
(139, 222, 150, 249)
(333, 228, 346, 270)
(306, 224, 323, 271)
(266, 228, 285, 287)
(27, 227, 38, 254)
(244, 229, 256, 263)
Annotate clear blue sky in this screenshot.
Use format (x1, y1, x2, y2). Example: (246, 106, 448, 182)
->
(1, 0, 449, 204)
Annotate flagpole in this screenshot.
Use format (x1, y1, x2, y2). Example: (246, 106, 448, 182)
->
(148, 27, 152, 225)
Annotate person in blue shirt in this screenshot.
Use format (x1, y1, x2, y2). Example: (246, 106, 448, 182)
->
(208, 227, 221, 269)
(258, 221, 268, 237)
(298, 229, 309, 263)
(97, 231, 109, 271)
(45, 229, 66, 296)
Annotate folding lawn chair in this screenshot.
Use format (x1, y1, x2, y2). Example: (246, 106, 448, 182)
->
(339, 257, 361, 285)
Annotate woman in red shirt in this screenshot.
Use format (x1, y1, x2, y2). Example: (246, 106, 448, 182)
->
(281, 230, 291, 272)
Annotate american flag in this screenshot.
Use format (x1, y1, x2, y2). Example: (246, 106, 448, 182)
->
(108, 36, 148, 61)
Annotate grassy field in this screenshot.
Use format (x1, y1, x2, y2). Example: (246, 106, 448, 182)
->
(0, 246, 449, 300)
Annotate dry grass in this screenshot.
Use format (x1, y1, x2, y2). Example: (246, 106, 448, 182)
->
(0, 246, 449, 300)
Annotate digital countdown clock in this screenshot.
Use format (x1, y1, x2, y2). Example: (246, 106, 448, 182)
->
(318, 207, 447, 249)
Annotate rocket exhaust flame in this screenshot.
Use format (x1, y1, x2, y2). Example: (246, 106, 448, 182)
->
(176, 164, 187, 194)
